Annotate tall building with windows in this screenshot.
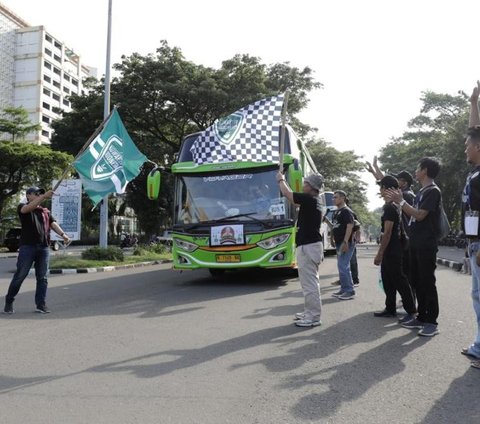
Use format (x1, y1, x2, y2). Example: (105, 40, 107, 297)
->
(0, 3, 96, 144)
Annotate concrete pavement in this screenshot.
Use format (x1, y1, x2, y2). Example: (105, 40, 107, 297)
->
(0, 246, 479, 423)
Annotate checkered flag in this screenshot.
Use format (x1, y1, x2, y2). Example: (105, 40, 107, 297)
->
(190, 94, 285, 164)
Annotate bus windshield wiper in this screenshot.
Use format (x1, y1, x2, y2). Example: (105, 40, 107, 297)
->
(214, 212, 258, 222)
(215, 212, 273, 228)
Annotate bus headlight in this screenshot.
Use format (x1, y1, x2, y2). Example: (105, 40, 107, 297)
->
(257, 234, 290, 250)
(174, 238, 198, 252)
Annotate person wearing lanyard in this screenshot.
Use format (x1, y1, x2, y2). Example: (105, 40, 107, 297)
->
(461, 81, 480, 368)
(386, 157, 442, 337)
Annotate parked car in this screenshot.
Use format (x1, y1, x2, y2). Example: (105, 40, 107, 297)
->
(150, 230, 173, 250)
(157, 230, 173, 245)
(3, 228, 60, 252)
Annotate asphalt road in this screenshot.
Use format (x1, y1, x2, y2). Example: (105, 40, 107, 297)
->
(0, 246, 478, 423)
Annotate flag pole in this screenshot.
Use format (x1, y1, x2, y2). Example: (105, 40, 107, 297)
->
(99, 0, 113, 248)
(52, 108, 116, 192)
(278, 91, 289, 172)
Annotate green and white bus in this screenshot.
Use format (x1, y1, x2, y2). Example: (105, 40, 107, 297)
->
(156, 126, 323, 276)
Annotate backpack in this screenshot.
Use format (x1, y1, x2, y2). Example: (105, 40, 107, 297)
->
(438, 204, 450, 241)
(346, 207, 361, 232)
(422, 185, 450, 241)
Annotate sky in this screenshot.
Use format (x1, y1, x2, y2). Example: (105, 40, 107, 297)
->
(3, 0, 480, 209)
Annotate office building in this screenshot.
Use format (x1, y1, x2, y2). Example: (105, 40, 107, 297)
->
(0, 3, 96, 144)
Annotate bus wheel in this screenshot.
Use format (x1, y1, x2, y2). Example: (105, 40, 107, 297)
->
(209, 268, 226, 278)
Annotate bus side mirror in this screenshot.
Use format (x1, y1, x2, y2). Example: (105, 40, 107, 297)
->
(147, 167, 161, 200)
(288, 160, 303, 192)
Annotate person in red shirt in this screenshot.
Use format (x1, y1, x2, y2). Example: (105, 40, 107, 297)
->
(4, 187, 70, 314)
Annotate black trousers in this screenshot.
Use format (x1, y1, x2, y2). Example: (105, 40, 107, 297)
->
(402, 247, 415, 303)
(381, 251, 416, 314)
(410, 246, 439, 325)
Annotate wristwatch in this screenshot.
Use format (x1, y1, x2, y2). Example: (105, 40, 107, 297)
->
(399, 199, 406, 207)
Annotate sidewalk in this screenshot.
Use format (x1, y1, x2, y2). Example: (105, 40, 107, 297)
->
(1, 244, 466, 273)
(437, 245, 466, 272)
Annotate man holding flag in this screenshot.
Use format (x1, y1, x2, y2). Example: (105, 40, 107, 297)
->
(277, 171, 325, 327)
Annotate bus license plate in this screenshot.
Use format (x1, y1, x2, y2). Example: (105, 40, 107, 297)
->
(216, 254, 241, 263)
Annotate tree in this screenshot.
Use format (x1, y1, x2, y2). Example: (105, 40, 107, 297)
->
(307, 139, 371, 219)
(378, 90, 470, 227)
(51, 41, 322, 235)
(0, 106, 41, 142)
(48, 77, 106, 158)
(0, 142, 72, 217)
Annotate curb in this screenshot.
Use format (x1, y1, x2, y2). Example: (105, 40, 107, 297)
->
(436, 257, 463, 272)
(17, 257, 464, 274)
(0, 254, 18, 259)
(27, 259, 172, 275)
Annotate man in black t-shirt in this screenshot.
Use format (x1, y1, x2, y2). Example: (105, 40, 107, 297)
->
(394, 170, 416, 306)
(366, 161, 416, 297)
(387, 157, 442, 337)
(330, 191, 356, 300)
(277, 171, 324, 327)
(373, 176, 416, 319)
(4, 187, 70, 314)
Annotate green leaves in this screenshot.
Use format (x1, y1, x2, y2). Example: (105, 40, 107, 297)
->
(0, 142, 72, 218)
(0, 107, 41, 142)
(379, 90, 470, 228)
(50, 41, 322, 235)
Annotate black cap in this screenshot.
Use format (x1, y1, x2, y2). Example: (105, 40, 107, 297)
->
(26, 187, 45, 195)
(378, 175, 399, 189)
(395, 170, 413, 186)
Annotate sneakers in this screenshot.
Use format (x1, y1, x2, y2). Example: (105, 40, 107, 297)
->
(373, 309, 397, 318)
(461, 347, 480, 359)
(401, 318, 424, 329)
(295, 319, 321, 327)
(294, 312, 305, 321)
(3, 302, 14, 314)
(330, 280, 340, 286)
(35, 304, 51, 314)
(338, 292, 355, 300)
(353, 281, 360, 287)
(398, 314, 415, 324)
(418, 323, 439, 337)
(332, 290, 344, 298)
(471, 359, 480, 369)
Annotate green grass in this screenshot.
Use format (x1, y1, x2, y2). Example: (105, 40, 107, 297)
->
(49, 252, 172, 269)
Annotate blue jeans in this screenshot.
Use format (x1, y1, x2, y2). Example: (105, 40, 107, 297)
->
(468, 242, 480, 357)
(6, 244, 50, 306)
(350, 246, 359, 283)
(336, 241, 356, 294)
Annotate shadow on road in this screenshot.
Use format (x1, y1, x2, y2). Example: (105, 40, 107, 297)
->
(1, 266, 293, 321)
(230, 311, 429, 420)
(421, 368, 480, 423)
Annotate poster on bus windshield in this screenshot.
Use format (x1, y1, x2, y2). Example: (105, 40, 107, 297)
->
(211, 224, 245, 246)
(51, 179, 82, 241)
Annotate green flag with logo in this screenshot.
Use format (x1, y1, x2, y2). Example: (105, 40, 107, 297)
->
(73, 109, 147, 207)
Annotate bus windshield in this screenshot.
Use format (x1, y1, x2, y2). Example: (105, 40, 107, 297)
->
(174, 170, 289, 224)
